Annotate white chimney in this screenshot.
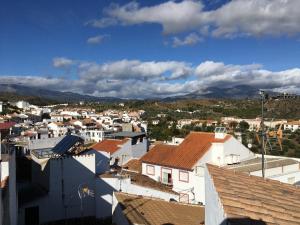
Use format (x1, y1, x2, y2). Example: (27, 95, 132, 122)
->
(214, 127, 227, 139)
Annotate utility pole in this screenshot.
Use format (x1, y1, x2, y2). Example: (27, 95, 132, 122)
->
(259, 90, 265, 178)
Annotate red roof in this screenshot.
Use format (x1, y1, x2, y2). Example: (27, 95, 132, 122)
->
(0, 122, 16, 130)
(141, 144, 176, 165)
(92, 139, 129, 154)
(142, 132, 231, 170)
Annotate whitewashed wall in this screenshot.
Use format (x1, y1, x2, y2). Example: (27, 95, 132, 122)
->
(199, 137, 255, 166)
(250, 163, 300, 184)
(111, 193, 130, 225)
(28, 136, 64, 150)
(85, 150, 110, 174)
(141, 162, 205, 204)
(18, 154, 96, 225)
(111, 141, 132, 166)
(9, 149, 17, 225)
(95, 177, 179, 219)
(204, 166, 225, 225)
(131, 138, 147, 158)
(1, 161, 9, 180)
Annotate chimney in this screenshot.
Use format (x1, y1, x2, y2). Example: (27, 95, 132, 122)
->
(214, 127, 227, 139)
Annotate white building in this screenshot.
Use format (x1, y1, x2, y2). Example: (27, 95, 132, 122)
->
(18, 154, 97, 225)
(13, 101, 30, 110)
(151, 119, 159, 125)
(284, 120, 300, 132)
(141, 130, 255, 204)
(50, 114, 64, 122)
(227, 156, 300, 185)
(88, 136, 148, 174)
(0, 101, 3, 113)
(80, 129, 107, 143)
(0, 145, 18, 225)
(47, 122, 68, 137)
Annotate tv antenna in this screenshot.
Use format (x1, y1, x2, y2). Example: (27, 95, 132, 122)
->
(257, 90, 284, 178)
(259, 90, 267, 178)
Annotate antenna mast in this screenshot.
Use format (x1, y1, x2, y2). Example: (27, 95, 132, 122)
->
(259, 90, 266, 178)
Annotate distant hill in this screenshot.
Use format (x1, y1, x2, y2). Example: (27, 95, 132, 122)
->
(163, 85, 277, 101)
(0, 84, 122, 104)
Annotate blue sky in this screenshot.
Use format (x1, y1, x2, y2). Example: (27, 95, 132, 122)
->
(1, 0, 300, 98)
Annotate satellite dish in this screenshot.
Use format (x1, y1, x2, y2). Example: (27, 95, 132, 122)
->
(248, 143, 252, 148)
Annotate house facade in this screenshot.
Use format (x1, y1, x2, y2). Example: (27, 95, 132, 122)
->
(141, 131, 255, 204)
(89, 136, 148, 174)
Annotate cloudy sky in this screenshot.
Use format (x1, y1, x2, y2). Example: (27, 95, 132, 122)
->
(1, 0, 300, 98)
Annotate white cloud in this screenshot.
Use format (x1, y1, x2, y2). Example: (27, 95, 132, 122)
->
(3, 59, 300, 98)
(93, 0, 300, 38)
(87, 34, 109, 44)
(172, 33, 203, 47)
(195, 61, 300, 90)
(104, 1, 204, 34)
(53, 57, 74, 69)
(78, 59, 192, 81)
(85, 17, 117, 28)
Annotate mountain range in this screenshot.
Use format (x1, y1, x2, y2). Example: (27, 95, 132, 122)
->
(0, 84, 121, 103)
(0, 83, 277, 103)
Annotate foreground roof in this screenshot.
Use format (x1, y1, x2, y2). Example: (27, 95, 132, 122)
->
(114, 192, 204, 225)
(142, 132, 231, 170)
(207, 164, 300, 225)
(92, 139, 128, 154)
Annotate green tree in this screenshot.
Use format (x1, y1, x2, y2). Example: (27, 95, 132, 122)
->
(239, 121, 250, 131)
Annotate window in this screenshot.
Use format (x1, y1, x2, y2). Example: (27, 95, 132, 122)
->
(146, 165, 155, 175)
(179, 170, 189, 182)
(161, 168, 172, 185)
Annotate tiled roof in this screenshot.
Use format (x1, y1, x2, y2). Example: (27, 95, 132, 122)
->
(141, 144, 176, 165)
(114, 192, 204, 225)
(207, 164, 300, 225)
(0, 122, 16, 130)
(92, 139, 128, 154)
(142, 132, 231, 170)
(123, 159, 142, 173)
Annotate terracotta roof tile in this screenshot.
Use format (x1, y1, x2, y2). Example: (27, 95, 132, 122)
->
(92, 139, 129, 154)
(142, 132, 231, 170)
(141, 144, 176, 165)
(207, 164, 300, 225)
(114, 192, 205, 225)
(123, 159, 142, 173)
